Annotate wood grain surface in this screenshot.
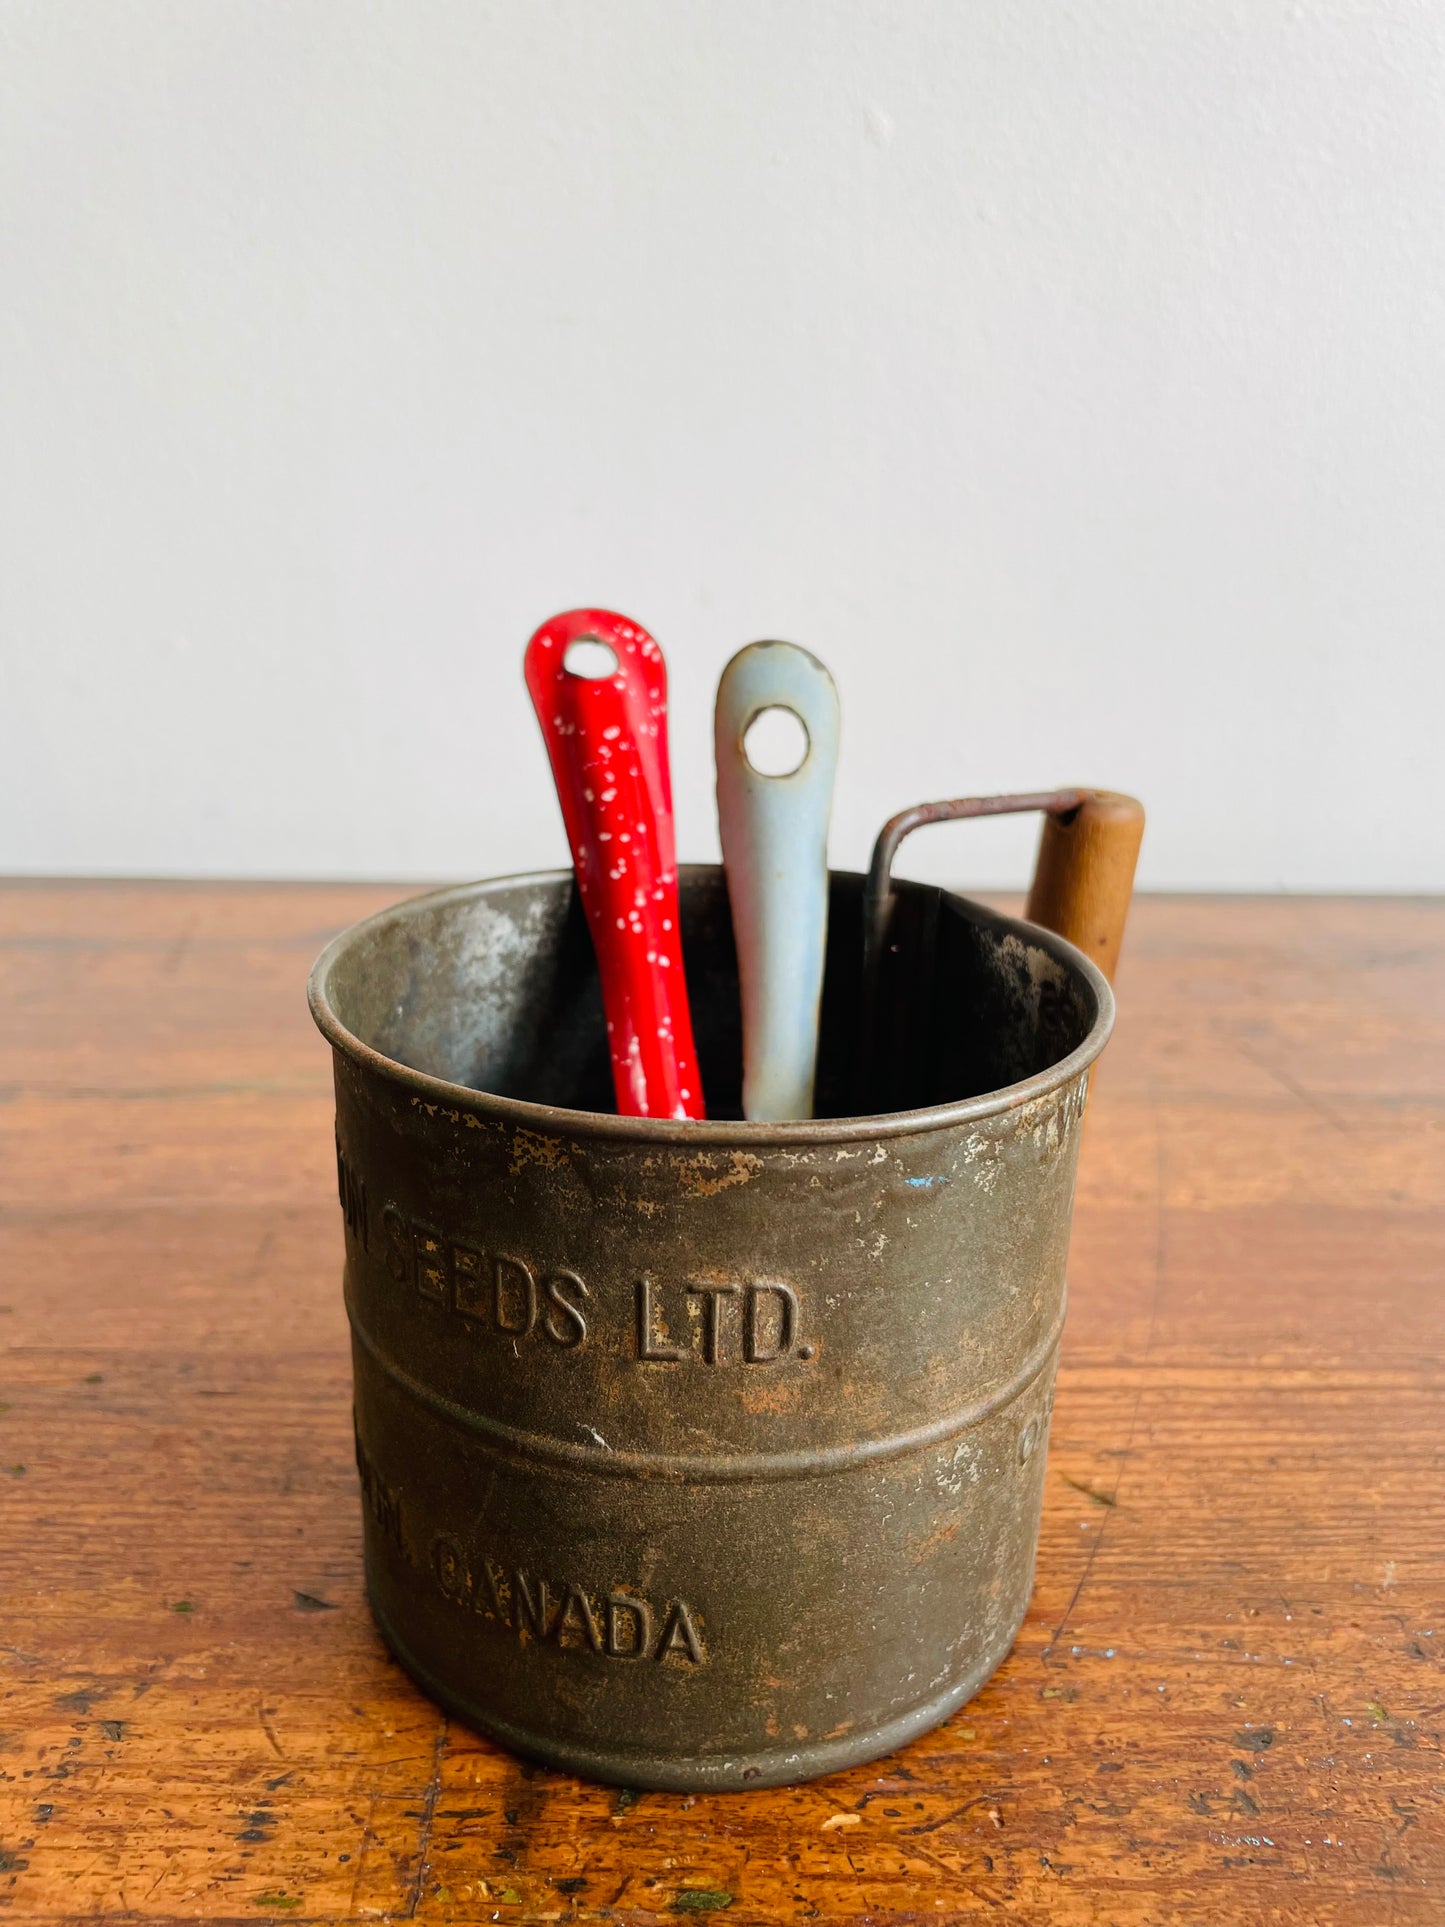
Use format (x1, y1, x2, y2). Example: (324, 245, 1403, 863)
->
(0, 882, 1441, 1925)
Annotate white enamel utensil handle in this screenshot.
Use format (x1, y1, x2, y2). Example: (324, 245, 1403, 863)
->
(715, 640, 841, 1121)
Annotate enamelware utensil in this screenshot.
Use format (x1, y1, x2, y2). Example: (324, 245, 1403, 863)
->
(525, 608, 704, 1119)
(714, 640, 840, 1121)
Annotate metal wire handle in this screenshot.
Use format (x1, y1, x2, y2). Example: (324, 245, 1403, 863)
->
(856, 789, 1087, 1112)
(862, 790, 1086, 989)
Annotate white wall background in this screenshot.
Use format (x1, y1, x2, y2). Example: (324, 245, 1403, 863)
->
(2, 1, 1441, 891)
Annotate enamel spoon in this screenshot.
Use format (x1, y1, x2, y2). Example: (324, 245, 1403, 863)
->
(525, 608, 704, 1119)
(714, 640, 840, 1121)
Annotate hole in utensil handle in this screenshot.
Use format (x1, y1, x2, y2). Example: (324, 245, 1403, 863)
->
(563, 637, 621, 680)
(743, 705, 810, 777)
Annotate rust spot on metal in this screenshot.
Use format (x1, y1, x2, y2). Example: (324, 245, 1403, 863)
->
(508, 1128, 570, 1175)
(669, 1149, 763, 1196)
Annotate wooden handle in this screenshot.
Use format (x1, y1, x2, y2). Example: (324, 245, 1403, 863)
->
(1024, 790, 1145, 983)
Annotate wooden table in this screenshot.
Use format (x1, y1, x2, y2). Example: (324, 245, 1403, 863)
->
(1, 883, 1441, 1924)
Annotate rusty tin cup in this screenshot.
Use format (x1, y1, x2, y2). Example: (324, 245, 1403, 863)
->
(308, 865, 1113, 1790)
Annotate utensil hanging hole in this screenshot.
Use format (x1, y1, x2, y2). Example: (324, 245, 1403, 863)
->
(743, 705, 809, 777)
(563, 637, 620, 680)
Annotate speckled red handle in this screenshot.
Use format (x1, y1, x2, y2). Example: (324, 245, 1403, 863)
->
(524, 609, 705, 1120)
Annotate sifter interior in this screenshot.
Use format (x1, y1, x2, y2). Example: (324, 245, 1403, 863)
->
(313, 866, 1108, 1130)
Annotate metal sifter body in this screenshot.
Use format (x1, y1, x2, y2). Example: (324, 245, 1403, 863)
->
(309, 864, 1113, 1790)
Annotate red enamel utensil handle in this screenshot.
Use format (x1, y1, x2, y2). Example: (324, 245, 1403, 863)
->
(524, 609, 705, 1120)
